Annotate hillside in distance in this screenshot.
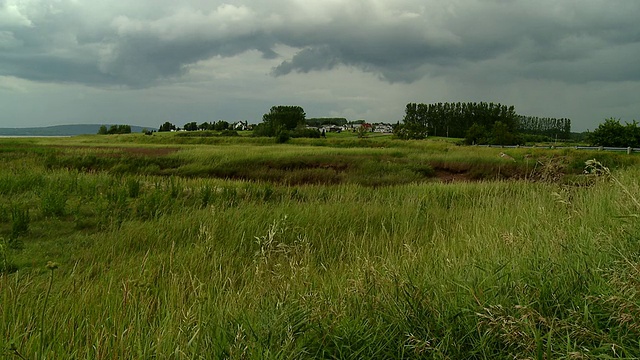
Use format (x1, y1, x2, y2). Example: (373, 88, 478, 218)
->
(0, 124, 147, 136)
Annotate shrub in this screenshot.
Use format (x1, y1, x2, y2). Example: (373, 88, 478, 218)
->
(464, 123, 488, 145)
(290, 127, 321, 138)
(276, 130, 291, 144)
(393, 123, 427, 140)
(252, 122, 277, 137)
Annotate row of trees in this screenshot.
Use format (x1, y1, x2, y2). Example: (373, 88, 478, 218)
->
(158, 122, 177, 132)
(105, 105, 636, 148)
(305, 118, 348, 127)
(97, 124, 131, 135)
(398, 102, 519, 139)
(158, 121, 232, 132)
(396, 102, 575, 145)
(517, 116, 571, 139)
(183, 121, 231, 131)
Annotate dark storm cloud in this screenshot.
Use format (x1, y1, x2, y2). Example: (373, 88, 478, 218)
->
(1, 0, 640, 87)
(270, 1, 640, 84)
(1, 2, 278, 86)
(272, 46, 341, 77)
(97, 31, 277, 87)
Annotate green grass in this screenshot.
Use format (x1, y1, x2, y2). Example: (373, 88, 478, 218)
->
(24, 134, 638, 187)
(1, 135, 640, 358)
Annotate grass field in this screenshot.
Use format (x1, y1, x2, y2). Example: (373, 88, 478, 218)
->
(1, 132, 640, 359)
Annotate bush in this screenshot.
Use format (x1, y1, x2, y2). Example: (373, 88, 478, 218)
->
(520, 134, 553, 143)
(393, 123, 427, 140)
(252, 122, 277, 137)
(464, 123, 488, 145)
(291, 127, 321, 138)
(276, 130, 291, 144)
(490, 121, 521, 145)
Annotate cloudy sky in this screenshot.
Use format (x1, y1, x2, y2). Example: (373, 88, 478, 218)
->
(1, 0, 639, 131)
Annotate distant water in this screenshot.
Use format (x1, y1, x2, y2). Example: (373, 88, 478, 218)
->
(0, 135, 72, 138)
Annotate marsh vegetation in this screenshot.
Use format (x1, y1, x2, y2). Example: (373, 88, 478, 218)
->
(1, 133, 639, 358)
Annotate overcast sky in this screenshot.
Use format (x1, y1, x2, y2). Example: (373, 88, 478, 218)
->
(1, 0, 639, 131)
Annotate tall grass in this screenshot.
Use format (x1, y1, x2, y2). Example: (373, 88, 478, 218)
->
(1, 137, 640, 358)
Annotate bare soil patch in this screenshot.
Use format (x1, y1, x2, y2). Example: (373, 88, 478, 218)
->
(433, 169, 476, 183)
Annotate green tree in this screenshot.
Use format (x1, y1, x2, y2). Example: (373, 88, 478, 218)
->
(184, 122, 198, 131)
(356, 124, 370, 138)
(490, 121, 518, 145)
(396, 103, 427, 140)
(104, 125, 131, 134)
(97, 125, 108, 135)
(587, 118, 639, 147)
(464, 123, 488, 145)
(628, 121, 640, 146)
(255, 106, 306, 137)
(263, 106, 306, 131)
(159, 122, 176, 132)
(213, 120, 229, 131)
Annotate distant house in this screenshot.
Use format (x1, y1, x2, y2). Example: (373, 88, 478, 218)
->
(233, 121, 249, 130)
(373, 123, 393, 133)
(321, 125, 342, 133)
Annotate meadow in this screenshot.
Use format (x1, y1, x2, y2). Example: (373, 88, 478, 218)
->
(1, 132, 640, 359)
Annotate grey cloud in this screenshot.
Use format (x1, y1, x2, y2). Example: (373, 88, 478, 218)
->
(272, 45, 341, 76)
(0, 54, 119, 84)
(270, 0, 640, 84)
(1, 0, 640, 87)
(97, 31, 276, 87)
(1, 1, 278, 87)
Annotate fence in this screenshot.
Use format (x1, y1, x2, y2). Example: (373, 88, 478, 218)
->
(476, 145, 640, 154)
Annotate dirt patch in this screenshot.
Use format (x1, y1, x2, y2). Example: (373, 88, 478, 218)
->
(433, 169, 476, 183)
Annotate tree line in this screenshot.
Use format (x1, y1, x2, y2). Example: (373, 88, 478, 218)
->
(158, 121, 232, 132)
(396, 102, 572, 145)
(398, 102, 519, 139)
(305, 118, 348, 127)
(99, 103, 638, 148)
(97, 124, 131, 135)
(517, 116, 571, 139)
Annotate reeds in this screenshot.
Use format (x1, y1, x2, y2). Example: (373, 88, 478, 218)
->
(1, 136, 640, 358)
